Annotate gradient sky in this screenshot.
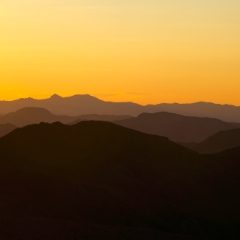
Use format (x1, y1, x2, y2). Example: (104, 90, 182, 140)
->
(1, 0, 240, 105)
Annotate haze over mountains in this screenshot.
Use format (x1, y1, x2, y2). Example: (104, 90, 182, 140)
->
(1, 106, 240, 148)
(0, 94, 142, 117)
(0, 107, 75, 127)
(115, 112, 240, 143)
(0, 107, 131, 127)
(1, 94, 240, 122)
(1, 121, 240, 239)
(181, 128, 240, 154)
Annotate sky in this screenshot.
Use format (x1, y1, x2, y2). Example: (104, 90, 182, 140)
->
(0, 0, 240, 105)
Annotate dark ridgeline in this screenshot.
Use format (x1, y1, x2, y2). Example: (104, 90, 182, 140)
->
(0, 123, 17, 138)
(0, 121, 240, 239)
(68, 114, 132, 125)
(181, 128, 240, 154)
(1, 94, 240, 122)
(114, 112, 239, 143)
(0, 107, 132, 127)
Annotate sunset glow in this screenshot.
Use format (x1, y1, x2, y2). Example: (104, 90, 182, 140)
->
(1, 0, 240, 105)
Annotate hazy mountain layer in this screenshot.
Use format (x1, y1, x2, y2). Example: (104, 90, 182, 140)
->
(0, 107, 131, 127)
(181, 128, 240, 153)
(1, 94, 240, 122)
(68, 114, 132, 125)
(0, 94, 142, 117)
(0, 122, 240, 239)
(115, 112, 239, 142)
(0, 107, 75, 127)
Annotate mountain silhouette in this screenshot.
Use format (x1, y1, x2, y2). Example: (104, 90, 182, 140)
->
(0, 107, 77, 127)
(0, 94, 142, 116)
(1, 94, 240, 122)
(68, 114, 132, 125)
(0, 121, 240, 239)
(0, 107, 132, 127)
(181, 128, 240, 153)
(0, 123, 17, 138)
(114, 112, 239, 142)
(145, 102, 240, 123)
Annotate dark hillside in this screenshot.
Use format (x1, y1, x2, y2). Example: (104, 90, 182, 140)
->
(0, 123, 17, 138)
(0, 107, 75, 127)
(181, 129, 240, 153)
(0, 122, 240, 239)
(115, 112, 239, 142)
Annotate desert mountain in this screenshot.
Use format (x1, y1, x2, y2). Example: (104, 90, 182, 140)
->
(0, 123, 17, 138)
(1, 94, 240, 122)
(0, 107, 132, 127)
(114, 112, 239, 142)
(0, 121, 240, 239)
(181, 128, 240, 154)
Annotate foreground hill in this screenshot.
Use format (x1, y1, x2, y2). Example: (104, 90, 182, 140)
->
(1, 94, 240, 122)
(0, 216, 201, 240)
(0, 123, 17, 138)
(0, 122, 240, 239)
(115, 112, 239, 142)
(0, 107, 131, 127)
(181, 129, 240, 153)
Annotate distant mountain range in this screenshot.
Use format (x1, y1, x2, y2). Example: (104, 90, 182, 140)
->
(0, 121, 240, 239)
(181, 128, 240, 154)
(115, 112, 240, 143)
(0, 94, 142, 117)
(0, 107, 131, 127)
(1, 94, 240, 122)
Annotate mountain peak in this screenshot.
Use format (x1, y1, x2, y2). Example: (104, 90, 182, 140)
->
(50, 94, 62, 99)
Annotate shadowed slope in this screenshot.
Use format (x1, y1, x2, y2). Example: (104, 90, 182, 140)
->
(181, 129, 240, 153)
(114, 112, 239, 142)
(0, 123, 17, 138)
(0, 122, 240, 239)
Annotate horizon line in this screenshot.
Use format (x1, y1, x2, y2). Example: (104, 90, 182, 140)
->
(0, 94, 239, 108)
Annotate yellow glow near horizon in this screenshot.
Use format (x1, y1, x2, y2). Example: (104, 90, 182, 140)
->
(0, 1, 240, 105)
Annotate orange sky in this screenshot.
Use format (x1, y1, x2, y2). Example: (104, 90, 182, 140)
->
(1, 1, 240, 105)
